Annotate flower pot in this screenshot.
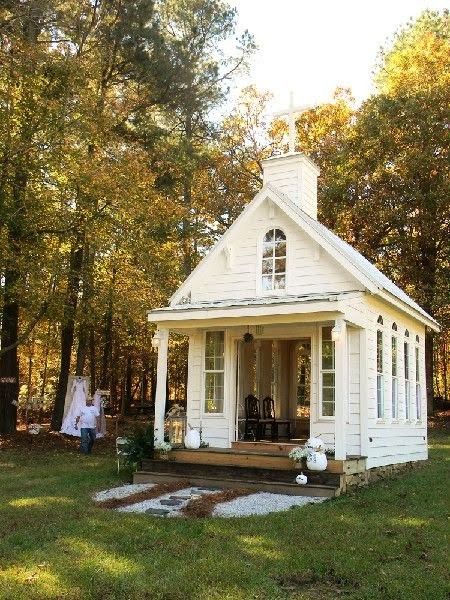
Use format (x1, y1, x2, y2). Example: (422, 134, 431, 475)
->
(155, 451, 169, 461)
(306, 451, 327, 472)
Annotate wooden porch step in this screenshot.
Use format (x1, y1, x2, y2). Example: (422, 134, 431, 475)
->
(231, 440, 307, 454)
(133, 470, 338, 498)
(140, 459, 341, 487)
(168, 448, 295, 471)
(167, 448, 366, 475)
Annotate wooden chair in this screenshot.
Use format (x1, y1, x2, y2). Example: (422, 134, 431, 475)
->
(244, 395, 277, 441)
(261, 396, 292, 441)
(244, 395, 261, 440)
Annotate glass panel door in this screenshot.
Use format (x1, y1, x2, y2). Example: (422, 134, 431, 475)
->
(295, 339, 311, 438)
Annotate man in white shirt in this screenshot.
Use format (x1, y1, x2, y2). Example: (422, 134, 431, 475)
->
(75, 397, 100, 454)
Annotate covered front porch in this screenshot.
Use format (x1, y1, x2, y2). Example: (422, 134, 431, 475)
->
(149, 292, 368, 462)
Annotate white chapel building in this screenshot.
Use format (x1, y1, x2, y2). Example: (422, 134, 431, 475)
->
(148, 151, 439, 469)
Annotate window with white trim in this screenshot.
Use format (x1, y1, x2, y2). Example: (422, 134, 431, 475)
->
(204, 331, 224, 413)
(262, 228, 286, 292)
(391, 324, 398, 420)
(415, 343, 421, 420)
(377, 316, 384, 419)
(404, 331, 410, 420)
(320, 326, 335, 417)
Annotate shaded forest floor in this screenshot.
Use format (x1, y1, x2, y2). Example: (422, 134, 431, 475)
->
(0, 428, 449, 599)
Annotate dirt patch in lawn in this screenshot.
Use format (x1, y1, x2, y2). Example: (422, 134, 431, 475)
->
(96, 482, 187, 509)
(274, 568, 360, 598)
(181, 488, 253, 518)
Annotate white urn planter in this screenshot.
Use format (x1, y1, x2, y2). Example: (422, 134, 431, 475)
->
(306, 451, 328, 472)
(184, 426, 201, 449)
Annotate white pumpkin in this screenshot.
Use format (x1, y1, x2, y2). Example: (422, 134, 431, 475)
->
(296, 472, 308, 485)
(306, 451, 328, 472)
(184, 427, 201, 449)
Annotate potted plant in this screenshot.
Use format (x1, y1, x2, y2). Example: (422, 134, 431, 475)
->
(154, 440, 172, 460)
(288, 446, 309, 467)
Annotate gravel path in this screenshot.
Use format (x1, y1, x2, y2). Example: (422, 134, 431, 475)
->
(93, 483, 327, 518)
(213, 492, 326, 517)
(93, 483, 155, 502)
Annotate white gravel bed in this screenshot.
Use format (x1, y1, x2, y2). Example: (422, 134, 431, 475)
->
(212, 492, 327, 517)
(93, 483, 155, 502)
(117, 486, 217, 516)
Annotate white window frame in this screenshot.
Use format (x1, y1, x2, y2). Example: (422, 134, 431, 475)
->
(391, 332, 398, 421)
(404, 339, 411, 421)
(258, 227, 287, 296)
(203, 330, 225, 416)
(376, 326, 384, 420)
(415, 344, 422, 421)
(319, 325, 335, 419)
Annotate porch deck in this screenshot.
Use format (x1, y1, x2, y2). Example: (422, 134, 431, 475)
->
(133, 444, 368, 497)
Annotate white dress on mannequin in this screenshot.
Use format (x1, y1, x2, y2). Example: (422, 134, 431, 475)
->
(60, 377, 88, 437)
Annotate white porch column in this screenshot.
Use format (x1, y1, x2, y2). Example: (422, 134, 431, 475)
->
(154, 328, 169, 444)
(334, 319, 348, 460)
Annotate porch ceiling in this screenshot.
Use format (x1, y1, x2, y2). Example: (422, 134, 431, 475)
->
(147, 291, 362, 327)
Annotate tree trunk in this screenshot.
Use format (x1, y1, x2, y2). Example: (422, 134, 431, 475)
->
(425, 330, 434, 413)
(124, 354, 132, 414)
(100, 267, 115, 389)
(89, 328, 97, 392)
(75, 243, 94, 376)
(50, 241, 84, 431)
(0, 269, 19, 434)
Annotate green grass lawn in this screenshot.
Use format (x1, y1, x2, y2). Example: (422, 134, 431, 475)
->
(0, 433, 449, 600)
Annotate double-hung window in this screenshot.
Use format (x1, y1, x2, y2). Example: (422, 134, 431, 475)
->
(321, 326, 335, 417)
(391, 324, 398, 420)
(404, 332, 410, 420)
(377, 316, 384, 419)
(262, 229, 286, 292)
(204, 331, 225, 414)
(415, 340, 421, 420)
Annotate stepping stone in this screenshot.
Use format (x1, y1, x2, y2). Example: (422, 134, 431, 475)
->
(160, 499, 183, 506)
(146, 508, 170, 516)
(169, 495, 191, 500)
(196, 487, 221, 492)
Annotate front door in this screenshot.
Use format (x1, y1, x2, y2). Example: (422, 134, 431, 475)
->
(293, 338, 311, 438)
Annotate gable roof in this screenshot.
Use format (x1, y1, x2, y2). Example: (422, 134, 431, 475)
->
(169, 183, 439, 331)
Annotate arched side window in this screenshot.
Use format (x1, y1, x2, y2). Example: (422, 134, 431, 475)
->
(391, 324, 398, 419)
(376, 316, 384, 419)
(404, 332, 411, 420)
(262, 228, 286, 292)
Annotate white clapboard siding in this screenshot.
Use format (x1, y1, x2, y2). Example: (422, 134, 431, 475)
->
(191, 201, 360, 303)
(362, 296, 428, 467)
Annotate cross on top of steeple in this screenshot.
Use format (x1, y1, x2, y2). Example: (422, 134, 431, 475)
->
(274, 91, 311, 154)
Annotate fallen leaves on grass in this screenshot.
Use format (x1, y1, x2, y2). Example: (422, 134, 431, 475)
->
(181, 488, 253, 518)
(95, 482, 187, 509)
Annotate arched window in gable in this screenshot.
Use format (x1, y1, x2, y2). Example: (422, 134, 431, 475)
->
(392, 322, 398, 331)
(262, 228, 286, 291)
(377, 315, 384, 325)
